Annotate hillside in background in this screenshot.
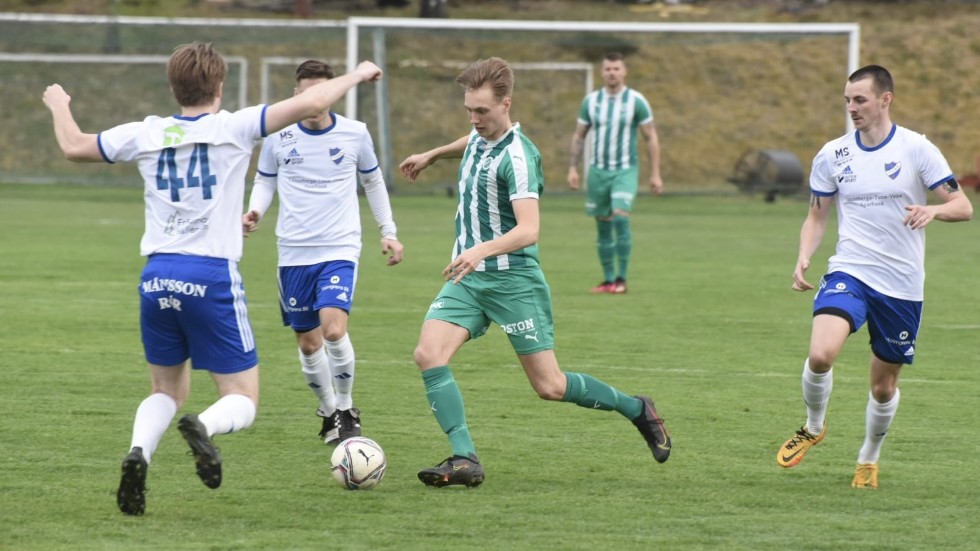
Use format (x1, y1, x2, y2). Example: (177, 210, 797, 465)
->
(3, 0, 977, 190)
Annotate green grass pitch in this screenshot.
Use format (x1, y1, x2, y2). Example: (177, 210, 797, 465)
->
(1, 183, 978, 550)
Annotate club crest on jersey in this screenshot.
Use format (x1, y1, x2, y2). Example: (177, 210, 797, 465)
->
(330, 147, 345, 165)
(885, 161, 901, 180)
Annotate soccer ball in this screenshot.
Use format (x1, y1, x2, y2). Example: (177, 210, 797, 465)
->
(330, 437, 387, 490)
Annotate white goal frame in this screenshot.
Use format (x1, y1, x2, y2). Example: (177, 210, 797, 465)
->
(346, 17, 861, 133)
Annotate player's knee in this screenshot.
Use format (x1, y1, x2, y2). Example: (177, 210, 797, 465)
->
(807, 352, 836, 372)
(297, 340, 321, 356)
(530, 377, 565, 401)
(413, 343, 441, 370)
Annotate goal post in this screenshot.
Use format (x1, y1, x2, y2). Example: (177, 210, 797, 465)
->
(347, 17, 860, 192)
(347, 17, 860, 129)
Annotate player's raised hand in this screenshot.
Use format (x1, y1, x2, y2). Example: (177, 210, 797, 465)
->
(353, 61, 383, 82)
(42, 84, 71, 110)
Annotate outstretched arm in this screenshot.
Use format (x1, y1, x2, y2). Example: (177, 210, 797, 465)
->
(264, 61, 382, 135)
(398, 135, 469, 182)
(42, 84, 102, 162)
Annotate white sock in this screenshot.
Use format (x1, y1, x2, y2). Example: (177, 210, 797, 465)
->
(129, 393, 178, 463)
(802, 359, 833, 435)
(198, 394, 256, 436)
(857, 388, 900, 464)
(325, 333, 356, 411)
(300, 346, 336, 415)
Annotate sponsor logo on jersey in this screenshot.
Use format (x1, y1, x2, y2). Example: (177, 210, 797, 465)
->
(284, 148, 303, 166)
(163, 125, 185, 147)
(163, 213, 209, 236)
(141, 277, 208, 297)
(836, 165, 857, 184)
(885, 161, 902, 180)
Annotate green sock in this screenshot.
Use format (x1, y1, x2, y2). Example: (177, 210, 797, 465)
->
(613, 215, 631, 281)
(421, 366, 476, 458)
(597, 219, 615, 282)
(562, 371, 642, 419)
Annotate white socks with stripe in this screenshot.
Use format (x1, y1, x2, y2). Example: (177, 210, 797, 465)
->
(857, 389, 900, 464)
(325, 333, 355, 411)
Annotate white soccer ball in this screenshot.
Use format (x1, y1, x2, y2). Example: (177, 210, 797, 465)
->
(330, 437, 387, 490)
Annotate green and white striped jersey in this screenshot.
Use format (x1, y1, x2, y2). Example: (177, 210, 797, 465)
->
(577, 87, 653, 171)
(452, 123, 543, 271)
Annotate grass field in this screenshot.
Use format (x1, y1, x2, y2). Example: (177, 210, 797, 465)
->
(1, 183, 979, 550)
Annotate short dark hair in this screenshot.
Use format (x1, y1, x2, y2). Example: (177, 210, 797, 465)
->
(848, 65, 894, 96)
(295, 59, 335, 82)
(604, 51, 626, 64)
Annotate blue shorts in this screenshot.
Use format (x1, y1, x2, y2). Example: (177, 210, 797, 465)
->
(813, 272, 922, 364)
(278, 260, 357, 332)
(139, 254, 258, 374)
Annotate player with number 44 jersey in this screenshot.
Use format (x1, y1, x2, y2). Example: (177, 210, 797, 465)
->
(42, 41, 383, 516)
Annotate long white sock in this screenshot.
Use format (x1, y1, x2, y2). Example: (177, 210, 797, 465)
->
(300, 347, 336, 415)
(802, 359, 833, 435)
(857, 388, 900, 464)
(198, 394, 256, 436)
(129, 393, 178, 463)
(325, 333, 356, 411)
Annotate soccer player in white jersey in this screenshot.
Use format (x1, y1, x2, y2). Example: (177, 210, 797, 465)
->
(775, 65, 971, 488)
(399, 57, 671, 488)
(567, 52, 664, 294)
(42, 42, 382, 515)
(243, 60, 404, 445)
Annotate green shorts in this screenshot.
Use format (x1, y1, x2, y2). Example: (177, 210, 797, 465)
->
(585, 165, 639, 217)
(424, 268, 555, 355)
